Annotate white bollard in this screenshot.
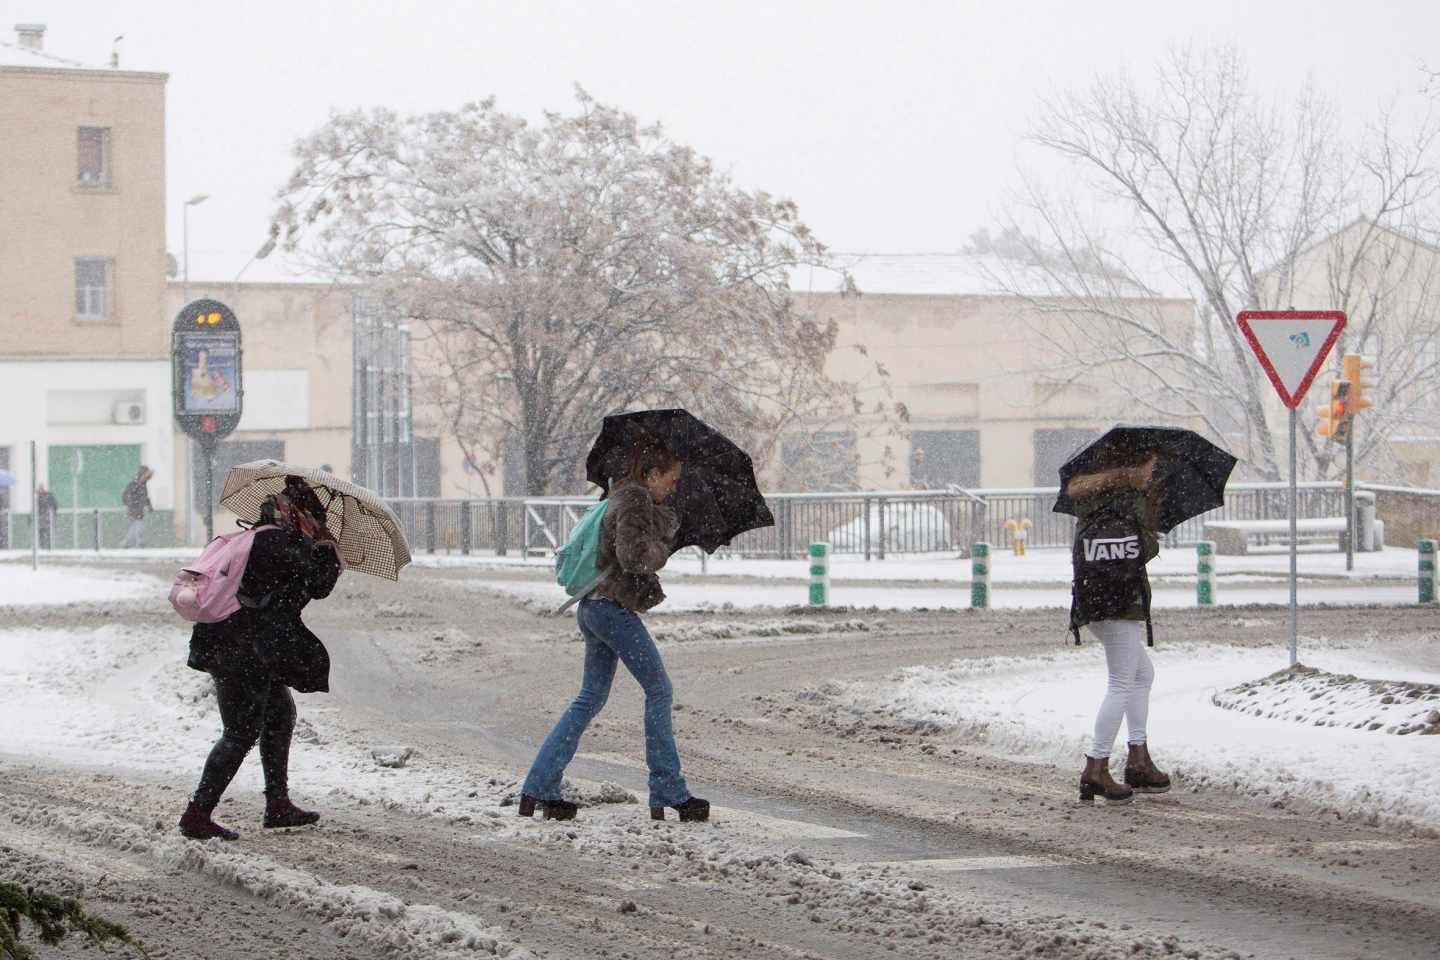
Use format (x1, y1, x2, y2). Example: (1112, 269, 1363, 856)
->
(970, 542, 990, 609)
(808, 542, 831, 606)
(1196, 540, 1216, 606)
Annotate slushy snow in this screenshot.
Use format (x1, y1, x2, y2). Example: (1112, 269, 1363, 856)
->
(815, 641, 1440, 831)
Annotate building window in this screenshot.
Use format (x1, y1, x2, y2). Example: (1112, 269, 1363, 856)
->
(77, 127, 111, 186)
(352, 295, 417, 496)
(1032, 428, 1100, 486)
(910, 429, 981, 489)
(74, 258, 113, 321)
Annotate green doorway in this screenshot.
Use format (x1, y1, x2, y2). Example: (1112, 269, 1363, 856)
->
(48, 444, 142, 509)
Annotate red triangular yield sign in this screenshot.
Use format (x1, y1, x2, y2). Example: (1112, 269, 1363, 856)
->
(1236, 310, 1347, 409)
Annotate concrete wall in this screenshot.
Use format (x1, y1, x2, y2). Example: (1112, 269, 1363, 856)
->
(1370, 488, 1440, 549)
(0, 357, 175, 511)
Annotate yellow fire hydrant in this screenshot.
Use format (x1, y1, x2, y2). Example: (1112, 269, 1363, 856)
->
(1003, 518, 1031, 556)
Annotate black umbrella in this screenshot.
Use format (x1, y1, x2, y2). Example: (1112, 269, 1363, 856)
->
(586, 409, 774, 554)
(1052, 426, 1238, 534)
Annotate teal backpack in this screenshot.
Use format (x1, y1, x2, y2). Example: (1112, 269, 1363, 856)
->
(554, 500, 610, 596)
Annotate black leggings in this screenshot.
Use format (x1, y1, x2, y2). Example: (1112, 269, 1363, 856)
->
(192, 673, 297, 810)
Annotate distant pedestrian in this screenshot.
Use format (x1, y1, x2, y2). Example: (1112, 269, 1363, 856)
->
(519, 435, 709, 823)
(35, 484, 58, 550)
(178, 476, 342, 841)
(121, 466, 153, 548)
(1066, 452, 1171, 805)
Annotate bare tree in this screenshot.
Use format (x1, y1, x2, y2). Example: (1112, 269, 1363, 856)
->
(994, 45, 1440, 481)
(274, 90, 896, 495)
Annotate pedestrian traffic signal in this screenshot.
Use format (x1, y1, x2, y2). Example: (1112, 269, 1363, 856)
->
(1316, 380, 1352, 442)
(1342, 354, 1376, 413)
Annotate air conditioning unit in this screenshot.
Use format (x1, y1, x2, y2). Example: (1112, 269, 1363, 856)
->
(113, 400, 146, 425)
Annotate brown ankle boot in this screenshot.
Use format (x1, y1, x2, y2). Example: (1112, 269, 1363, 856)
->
(1123, 743, 1171, 794)
(1079, 755, 1134, 805)
(179, 800, 240, 841)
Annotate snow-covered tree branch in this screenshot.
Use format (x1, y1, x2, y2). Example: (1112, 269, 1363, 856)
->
(274, 89, 895, 494)
(993, 46, 1440, 482)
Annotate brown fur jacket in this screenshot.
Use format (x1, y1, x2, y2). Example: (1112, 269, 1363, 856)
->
(593, 482, 679, 613)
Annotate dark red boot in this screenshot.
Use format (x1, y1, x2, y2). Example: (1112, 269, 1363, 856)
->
(179, 801, 240, 841)
(263, 795, 320, 829)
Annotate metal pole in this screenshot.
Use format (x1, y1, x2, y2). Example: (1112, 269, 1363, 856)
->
(182, 203, 191, 303)
(184, 437, 193, 546)
(71, 453, 79, 550)
(203, 441, 215, 541)
(1288, 408, 1298, 666)
(30, 440, 38, 571)
(1344, 425, 1355, 572)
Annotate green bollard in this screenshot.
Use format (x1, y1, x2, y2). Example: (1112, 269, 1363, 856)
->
(1420, 539, 1436, 605)
(1196, 540, 1216, 606)
(809, 542, 831, 606)
(970, 542, 990, 609)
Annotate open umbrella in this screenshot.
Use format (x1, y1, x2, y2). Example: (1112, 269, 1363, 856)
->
(1052, 426, 1238, 534)
(586, 409, 774, 553)
(220, 460, 411, 580)
(555, 410, 773, 615)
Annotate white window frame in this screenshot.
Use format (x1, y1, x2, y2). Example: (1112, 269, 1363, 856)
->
(74, 257, 114, 322)
(77, 127, 112, 187)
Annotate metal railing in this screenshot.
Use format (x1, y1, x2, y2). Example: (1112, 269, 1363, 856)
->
(381, 480, 1421, 559)
(0, 507, 170, 550)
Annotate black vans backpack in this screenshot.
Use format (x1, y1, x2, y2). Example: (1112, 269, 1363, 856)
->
(1069, 506, 1156, 645)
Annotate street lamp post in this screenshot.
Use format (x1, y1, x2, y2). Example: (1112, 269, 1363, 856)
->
(181, 193, 208, 545)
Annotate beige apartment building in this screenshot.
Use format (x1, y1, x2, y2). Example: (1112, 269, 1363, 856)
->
(0, 25, 173, 547)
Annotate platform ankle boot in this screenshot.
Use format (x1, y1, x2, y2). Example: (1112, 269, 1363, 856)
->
(1123, 743, 1172, 794)
(1079, 756, 1134, 805)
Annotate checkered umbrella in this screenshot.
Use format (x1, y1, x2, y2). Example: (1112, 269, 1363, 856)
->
(220, 459, 412, 580)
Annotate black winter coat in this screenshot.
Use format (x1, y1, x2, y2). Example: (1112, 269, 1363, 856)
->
(187, 526, 342, 692)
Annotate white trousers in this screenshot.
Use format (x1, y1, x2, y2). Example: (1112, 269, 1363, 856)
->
(1087, 619, 1154, 759)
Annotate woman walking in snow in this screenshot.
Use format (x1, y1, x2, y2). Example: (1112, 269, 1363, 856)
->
(519, 436, 709, 823)
(1065, 453, 1172, 805)
(179, 477, 342, 840)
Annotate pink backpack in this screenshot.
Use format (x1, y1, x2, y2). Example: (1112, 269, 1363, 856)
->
(169, 525, 276, 623)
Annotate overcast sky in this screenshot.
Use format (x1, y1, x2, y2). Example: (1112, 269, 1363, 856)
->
(9, 0, 1440, 285)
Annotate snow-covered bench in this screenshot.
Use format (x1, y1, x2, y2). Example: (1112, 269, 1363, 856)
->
(1202, 518, 1347, 556)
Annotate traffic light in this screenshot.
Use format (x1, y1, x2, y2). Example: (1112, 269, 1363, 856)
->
(1342, 354, 1376, 413)
(1316, 380, 1352, 442)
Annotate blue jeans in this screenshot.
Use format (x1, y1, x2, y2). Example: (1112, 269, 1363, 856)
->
(521, 598, 691, 809)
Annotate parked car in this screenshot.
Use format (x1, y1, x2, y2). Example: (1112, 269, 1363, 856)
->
(828, 502, 953, 553)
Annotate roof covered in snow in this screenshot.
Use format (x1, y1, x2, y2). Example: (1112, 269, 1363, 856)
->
(788, 252, 1174, 300)
(0, 31, 159, 75)
(0, 37, 93, 69)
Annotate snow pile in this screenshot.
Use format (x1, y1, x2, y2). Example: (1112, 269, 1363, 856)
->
(649, 617, 875, 644)
(0, 623, 1238, 958)
(0, 563, 165, 607)
(814, 643, 1440, 831)
(0, 796, 531, 959)
(1213, 665, 1440, 735)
